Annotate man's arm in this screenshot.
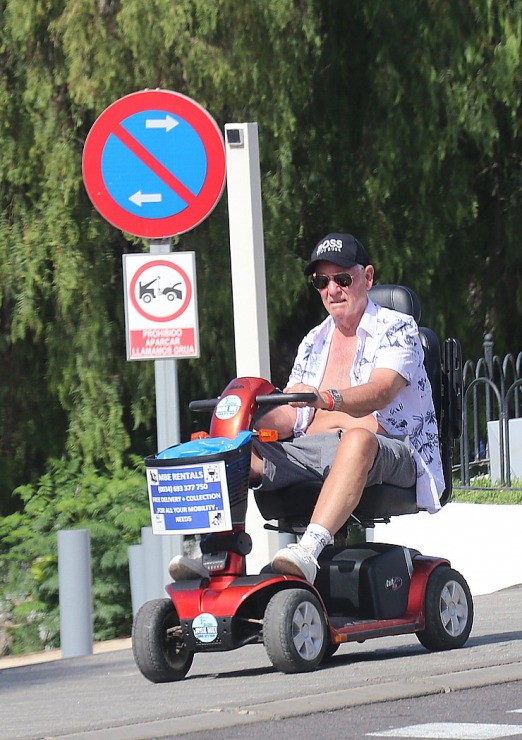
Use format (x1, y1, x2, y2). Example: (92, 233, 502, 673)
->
(253, 405, 297, 440)
(286, 368, 408, 417)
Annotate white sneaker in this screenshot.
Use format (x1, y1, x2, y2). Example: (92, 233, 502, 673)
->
(168, 555, 209, 581)
(271, 543, 319, 584)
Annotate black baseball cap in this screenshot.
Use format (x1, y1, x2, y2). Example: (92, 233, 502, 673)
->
(304, 233, 370, 275)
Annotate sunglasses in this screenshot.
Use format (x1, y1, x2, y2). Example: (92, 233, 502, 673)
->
(311, 272, 355, 290)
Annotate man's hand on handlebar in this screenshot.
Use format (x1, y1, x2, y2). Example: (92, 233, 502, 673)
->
(283, 383, 331, 410)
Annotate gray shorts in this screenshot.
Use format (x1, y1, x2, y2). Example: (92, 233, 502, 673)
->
(252, 431, 416, 491)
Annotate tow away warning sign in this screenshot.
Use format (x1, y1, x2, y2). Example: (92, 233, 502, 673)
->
(122, 252, 199, 360)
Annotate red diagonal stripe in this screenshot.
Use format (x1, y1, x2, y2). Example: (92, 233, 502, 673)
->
(114, 123, 197, 205)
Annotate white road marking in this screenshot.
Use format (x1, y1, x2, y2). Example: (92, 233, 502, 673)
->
(368, 722, 522, 738)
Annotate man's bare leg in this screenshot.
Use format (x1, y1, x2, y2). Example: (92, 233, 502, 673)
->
(309, 427, 379, 535)
(271, 428, 378, 582)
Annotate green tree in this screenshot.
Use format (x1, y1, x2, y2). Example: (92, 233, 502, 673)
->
(0, 0, 521, 515)
(0, 0, 324, 510)
(353, 0, 522, 350)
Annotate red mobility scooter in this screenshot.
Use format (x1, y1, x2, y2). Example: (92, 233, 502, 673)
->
(132, 285, 473, 681)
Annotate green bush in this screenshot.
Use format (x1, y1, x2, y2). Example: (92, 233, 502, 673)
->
(0, 458, 150, 655)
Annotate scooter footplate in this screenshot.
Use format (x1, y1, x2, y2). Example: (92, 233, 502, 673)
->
(329, 615, 422, 643)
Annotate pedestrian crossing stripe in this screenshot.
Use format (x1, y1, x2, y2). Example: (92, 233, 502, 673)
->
(368, 722, 522, 738)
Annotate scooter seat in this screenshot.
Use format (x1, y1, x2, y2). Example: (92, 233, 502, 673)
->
(254, 479, 419, 526)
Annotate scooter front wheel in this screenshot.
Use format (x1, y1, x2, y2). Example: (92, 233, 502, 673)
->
(263, 588, 327, 673)
(417, 566, 473, 651)
(132, 598, 194, 682)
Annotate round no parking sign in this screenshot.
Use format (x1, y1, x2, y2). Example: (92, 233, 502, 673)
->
(83, 90, 226, 238)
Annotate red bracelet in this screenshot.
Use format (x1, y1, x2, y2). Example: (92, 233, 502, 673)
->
(322, 390, 335, 411)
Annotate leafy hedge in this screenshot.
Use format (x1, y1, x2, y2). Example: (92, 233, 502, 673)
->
(0, 458, 150, 655)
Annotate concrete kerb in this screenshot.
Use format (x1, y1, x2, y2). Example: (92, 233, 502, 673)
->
(0, 637, 131, 670)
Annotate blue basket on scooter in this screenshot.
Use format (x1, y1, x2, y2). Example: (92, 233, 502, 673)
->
(145, 431, 252, 526)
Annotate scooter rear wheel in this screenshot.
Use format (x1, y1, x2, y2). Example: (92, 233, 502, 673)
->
(132, 598, 194, 682)
(263, 588, 327, 673)
(417, 566, 473, 651)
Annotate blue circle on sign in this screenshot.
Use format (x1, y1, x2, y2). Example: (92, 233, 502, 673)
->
(101, 110, 207, 219)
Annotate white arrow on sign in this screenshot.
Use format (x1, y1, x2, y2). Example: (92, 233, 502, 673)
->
(129, 191, 163, 207)
(145, 115, 178, 132)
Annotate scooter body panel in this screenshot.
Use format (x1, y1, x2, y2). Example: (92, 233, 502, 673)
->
(327, 554, 450, 645)
(165, 552, 450, 653)
(167, 572, 313, 652)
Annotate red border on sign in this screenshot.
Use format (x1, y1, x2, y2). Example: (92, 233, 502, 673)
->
(129, 260, 192, 322)
(82, 90, 226, 238)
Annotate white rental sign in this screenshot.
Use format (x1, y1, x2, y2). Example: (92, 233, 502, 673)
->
(122, 252, 200, 360)
(146, 460, 232, 535)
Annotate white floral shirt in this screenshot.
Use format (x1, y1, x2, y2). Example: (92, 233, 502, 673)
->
(287, 299, 444, 513)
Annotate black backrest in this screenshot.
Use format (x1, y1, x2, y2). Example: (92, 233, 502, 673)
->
(369, 284, 421, 323)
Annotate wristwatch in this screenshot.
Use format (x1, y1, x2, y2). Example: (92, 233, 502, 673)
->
(327, 389, 343, 412)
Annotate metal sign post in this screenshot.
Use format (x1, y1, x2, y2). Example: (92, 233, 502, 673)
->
(149, 237, 184, 588)
(148, 238, 181, 451)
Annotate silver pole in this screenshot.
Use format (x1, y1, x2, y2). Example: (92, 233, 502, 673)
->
(149, 237, 183, 585)
(58, 529, 93, 658)
(150, 237, 180, 452)
(128, 543, 146, 617)
(141, 526, 167, 601)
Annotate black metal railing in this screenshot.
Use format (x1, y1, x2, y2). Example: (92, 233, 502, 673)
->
(459, 333, 522, 487)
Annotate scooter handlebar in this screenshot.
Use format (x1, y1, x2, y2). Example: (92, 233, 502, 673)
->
(255, 392, 317, 405)
(189, 392, 317, 412)
(189, 398, 219, 411)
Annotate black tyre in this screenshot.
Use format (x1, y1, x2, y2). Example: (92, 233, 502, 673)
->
(322, 642, 340, 662)
(263, 588, 327, 673)
(417, 566, 473, 651)
(132, 598, 193, 683)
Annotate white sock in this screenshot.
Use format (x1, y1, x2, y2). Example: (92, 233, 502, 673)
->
(299, 523, 332, 559)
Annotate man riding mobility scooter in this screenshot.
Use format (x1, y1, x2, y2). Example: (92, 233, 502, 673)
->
(132, 285, 473, 681)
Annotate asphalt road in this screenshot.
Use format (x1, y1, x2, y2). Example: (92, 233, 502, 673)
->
(176, 681, 522, 739)
(0, 585, 521, 740)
